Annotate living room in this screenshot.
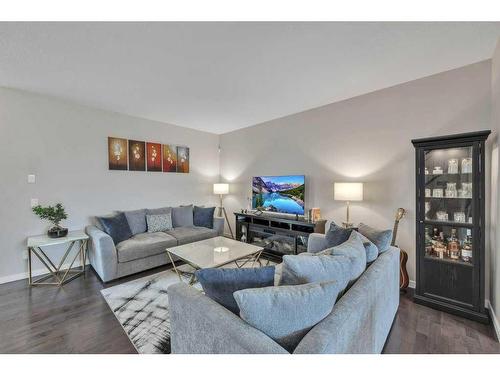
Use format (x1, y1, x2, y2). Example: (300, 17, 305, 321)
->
(1, 0, 500, 373)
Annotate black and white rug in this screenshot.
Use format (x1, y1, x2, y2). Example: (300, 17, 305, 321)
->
(101, 269, 198, 354)
(101, 261, 277, 354)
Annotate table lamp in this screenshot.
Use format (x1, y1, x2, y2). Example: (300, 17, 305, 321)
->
(334, 182, 363, 228)
(213, 183, 234, 238)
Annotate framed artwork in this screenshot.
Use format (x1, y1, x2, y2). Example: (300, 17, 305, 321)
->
(108, 137, 128, 170)
(163, 144, 177, 172)
(146, 142, 162, 172)
(128, 140, 146, 171)
(177, 146, 190, 173)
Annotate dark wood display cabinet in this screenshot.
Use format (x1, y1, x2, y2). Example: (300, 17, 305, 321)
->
(412, 130, 490, 323)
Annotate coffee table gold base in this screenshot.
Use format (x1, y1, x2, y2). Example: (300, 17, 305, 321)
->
(28, 239, 88, 286)
(167, 249, 263, 286)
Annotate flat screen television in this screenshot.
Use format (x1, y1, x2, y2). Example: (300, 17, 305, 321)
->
(252, 175, 305, 215)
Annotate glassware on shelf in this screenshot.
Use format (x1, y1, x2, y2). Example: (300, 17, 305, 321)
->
(448, 158, 459, 174)
(458, 182, 472, 198)
(436, 211, 448, 221)
(461, 158, 472, 174)
(434, 231, 447, 259)
(453, 212, 466, 223)
(425, 228, 433, 256)
(432, 166, 443, 175)
(425, 202, 431, 219)
(425, 188, 431, 198)
(461, 229, 473, 263)
(468, 216, 473, 224)
(445, 182, 457, 198)
(425, 167, 429, 175)
(433, 188, 444, 198)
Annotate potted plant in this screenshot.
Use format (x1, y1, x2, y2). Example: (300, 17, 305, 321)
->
(32, 203, 68, 238)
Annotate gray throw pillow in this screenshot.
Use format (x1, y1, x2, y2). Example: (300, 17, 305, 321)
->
(358, 223, 393, 253)
(196, 266, 275, 314)
(358, 232, 379, 263)
(322, 231, 366, 283)
(146, 214, 173, 232)
(122, 209, 147, 235)
(146, 206, 172, 216)
(172, 205, 194, 227)
(193, 206, 215, 229)
(325, 222, 353, 248)
(97, 212, 133, 245)
(280, 254, 350, 292)
(234, 281, 342, 353)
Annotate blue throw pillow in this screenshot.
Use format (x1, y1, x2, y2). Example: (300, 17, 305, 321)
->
(193, 206, 215, 229)
(358, 223, 393, 253)
(196, 266, 275, 314)
(97, 212, 133, 245)
(325, 222, 353, 248)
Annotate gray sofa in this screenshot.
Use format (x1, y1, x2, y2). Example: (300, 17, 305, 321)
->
(86, 207, 224, 282)
(168, 232, 400, 354)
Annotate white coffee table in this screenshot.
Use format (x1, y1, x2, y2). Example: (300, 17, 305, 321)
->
(166, 236, 264, 285)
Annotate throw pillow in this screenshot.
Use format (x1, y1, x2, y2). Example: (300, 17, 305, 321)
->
(97, 212, 133, 245)
(280, 254, 350, 292)
(325, 222, 353, 248)
(193, 206, 215, 229)
(122, 209, 147, 235)
(195, 266, 275, 314)
(146, 206, 172, 216)
(234, 280, 342, 352)
(146, 213, 173, 232)
(171, 205, 194, 227)
(358, 223, 393, 253)
(322, 231, 367, 283)
(358, 232, 379, 263)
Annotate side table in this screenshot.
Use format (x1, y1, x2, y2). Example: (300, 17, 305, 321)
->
(27, 230, 89, 286)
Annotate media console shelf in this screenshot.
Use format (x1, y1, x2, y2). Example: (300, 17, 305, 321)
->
(234, 212, 326, 259)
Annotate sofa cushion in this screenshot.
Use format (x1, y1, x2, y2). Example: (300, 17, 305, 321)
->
(358, 223, 393, 254)
(322, 231, 366, 283)
(97, 212, 133, 245)
(196, 266, 275, 314)
(172, 205, 194, 227)
(358, 232, 379, 263)
(325, 222, 353, 248)
(280, 254, 350, 291)
(122, 209, 147, 235)
(234, 280, 343, 352)
(146, 213, 173, 232)
(193, 206, 215, 229)
(146, 206, 172, 216)
(166, 226, 218, 245)
(116, 232, 177, 263)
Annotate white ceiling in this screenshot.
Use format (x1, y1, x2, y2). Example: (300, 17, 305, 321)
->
(1, 22, 500, 134)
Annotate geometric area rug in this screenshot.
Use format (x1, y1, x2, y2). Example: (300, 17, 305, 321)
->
(101, 268, 199, 354)
(100, 260, 276, 354)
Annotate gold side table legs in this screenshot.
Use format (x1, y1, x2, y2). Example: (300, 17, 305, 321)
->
(28, 239, 88, 286)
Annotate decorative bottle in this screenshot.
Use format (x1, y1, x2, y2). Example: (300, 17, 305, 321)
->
(447, 228, 460, 260)
(461, 230, 473, 263)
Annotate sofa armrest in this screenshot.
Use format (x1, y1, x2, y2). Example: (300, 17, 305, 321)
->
(213, 216, 225, 236)
(85, 225, 118, 282)
(168, 283, 289, 354)
(307, 233, 328, 253)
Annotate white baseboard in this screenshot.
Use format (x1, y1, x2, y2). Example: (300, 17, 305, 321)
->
(409, 279, 416, 289)
(486, 299, 500, 342)
(0, 261, 87, 285)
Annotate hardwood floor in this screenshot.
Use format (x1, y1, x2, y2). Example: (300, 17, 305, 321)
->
(0, 266, 498, 354)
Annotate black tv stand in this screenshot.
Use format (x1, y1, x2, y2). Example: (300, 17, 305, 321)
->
(234, 212, 326, 260)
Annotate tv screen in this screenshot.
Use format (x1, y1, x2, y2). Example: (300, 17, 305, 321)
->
(252, 175, 305, 215)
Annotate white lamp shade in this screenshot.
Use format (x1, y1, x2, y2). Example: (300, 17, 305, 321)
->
(213, 183, 229, 195)
(334, 182, 363, 201)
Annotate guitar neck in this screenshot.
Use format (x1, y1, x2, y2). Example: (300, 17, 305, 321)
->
(391, 221, 399, 247)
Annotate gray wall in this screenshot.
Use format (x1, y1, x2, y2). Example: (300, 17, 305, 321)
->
(0, 87, 220, 283)
(220, 60, 492, 287)
(491, 42, 500, 335)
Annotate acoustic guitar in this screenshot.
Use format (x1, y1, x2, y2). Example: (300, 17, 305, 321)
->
(391, 208, 409, 291)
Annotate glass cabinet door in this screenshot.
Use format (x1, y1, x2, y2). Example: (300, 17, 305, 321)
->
(423, 146, 474, 266)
